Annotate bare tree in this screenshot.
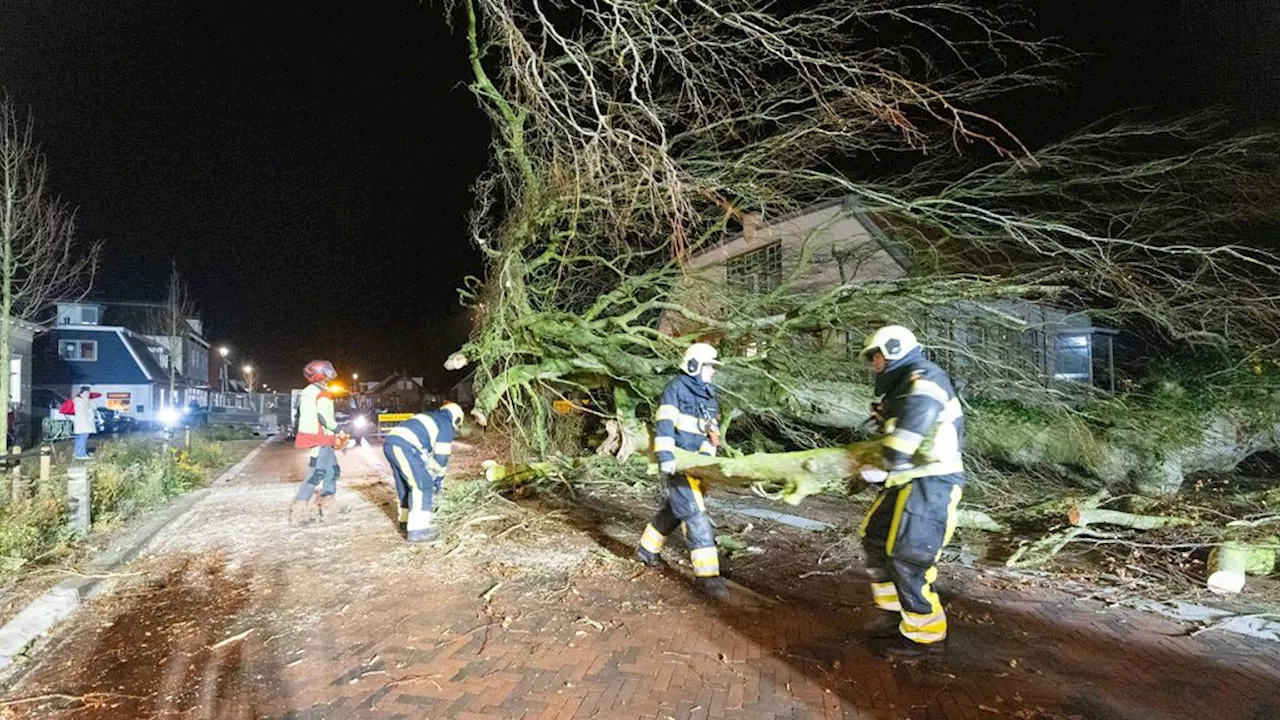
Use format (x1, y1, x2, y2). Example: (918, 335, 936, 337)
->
(0, 95, 98, 453)
(438, 0, 1280, 498)
(146, 261, 198, 409)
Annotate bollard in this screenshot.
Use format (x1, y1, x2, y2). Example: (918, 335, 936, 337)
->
(9, 446, 23, 503)
(66, 462, 91, 536)
(39, 444, 51, 487)
(184, 428, 191, 452)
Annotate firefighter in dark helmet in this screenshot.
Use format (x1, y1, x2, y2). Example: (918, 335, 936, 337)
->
(857, 325, 965, 658)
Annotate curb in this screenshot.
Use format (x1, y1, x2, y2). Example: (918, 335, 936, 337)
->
(0, 437, 273, 675)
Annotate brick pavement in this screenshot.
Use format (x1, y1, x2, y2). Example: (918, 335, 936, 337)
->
(3, 441, 1279, 720)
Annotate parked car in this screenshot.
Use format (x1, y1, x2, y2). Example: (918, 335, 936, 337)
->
(95, 407, 137, 434)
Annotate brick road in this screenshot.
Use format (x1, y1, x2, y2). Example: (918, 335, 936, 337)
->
(2, 440, 1278, 720)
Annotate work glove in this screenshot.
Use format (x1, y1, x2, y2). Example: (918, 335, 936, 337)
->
(708, 430, 721, 448)
(858, 465, 888, 485)
(659, 459, 676, 475)
(424, 454, 446, 478)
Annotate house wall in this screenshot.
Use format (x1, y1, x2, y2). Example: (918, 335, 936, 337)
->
(8, 325, 34, 443)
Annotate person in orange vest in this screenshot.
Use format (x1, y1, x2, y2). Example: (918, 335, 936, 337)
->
(289, 359, 348, 524)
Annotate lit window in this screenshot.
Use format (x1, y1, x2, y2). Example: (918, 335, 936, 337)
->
(726, 242, 783, 293)
(59, 340, 98, 361)
(9, 357, 20, 406)
(1052, 333, 1091, 381)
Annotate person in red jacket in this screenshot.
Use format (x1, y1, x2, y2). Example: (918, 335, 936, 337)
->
(61, 386, 101, 460)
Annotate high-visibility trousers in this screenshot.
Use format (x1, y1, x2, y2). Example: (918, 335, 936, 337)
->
(859, 474, 963, 644)
(638, 474, 720, 577)
(384, 437, 437, 532)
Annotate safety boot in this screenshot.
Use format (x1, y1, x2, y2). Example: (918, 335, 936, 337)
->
(874, 635, 945, 660)
(316, 494, 338, 521)
(635, 547, 664, 568)
(863, 612, 901, 639)
(288, 499, 315, 526)
(406, 527, 440, 543)
(696, 576, 730, 601)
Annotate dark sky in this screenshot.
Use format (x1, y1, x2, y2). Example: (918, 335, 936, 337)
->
(1, 1, 1272, 389)
(2, 1, 488, 389)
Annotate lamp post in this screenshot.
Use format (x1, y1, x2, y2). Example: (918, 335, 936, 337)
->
(242, 364, 255, 394)
(218, 346, 230, 393)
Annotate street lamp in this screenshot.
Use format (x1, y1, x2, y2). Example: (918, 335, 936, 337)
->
(242, 364, 255, 393)
(218, 346, 230, 393)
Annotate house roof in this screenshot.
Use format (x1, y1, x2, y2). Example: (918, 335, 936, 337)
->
(690, 195, 911, 272)
(367, 371, 424, 395)
(94, 302, 208, 345)
(119, 331, 171, 381)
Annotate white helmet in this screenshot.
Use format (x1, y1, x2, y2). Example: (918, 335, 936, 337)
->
(441, 402, 465, 429)
(681, 342, 722, 376)
(859, 325, 919, 362)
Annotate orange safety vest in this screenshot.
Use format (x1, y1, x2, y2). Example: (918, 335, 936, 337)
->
(294, 383, 337, 448)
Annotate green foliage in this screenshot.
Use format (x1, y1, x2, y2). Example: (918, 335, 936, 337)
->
(0, 436, 234, 576)
(0, 497, 73, 571)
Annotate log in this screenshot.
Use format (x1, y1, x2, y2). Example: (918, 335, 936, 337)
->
(957, 508, 1010, 534)
(672, 442, 881, 505)
(1207, 541, 1277, 594)
(1067, 507, 1196, 530)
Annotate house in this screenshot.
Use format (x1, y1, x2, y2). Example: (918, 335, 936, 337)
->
(674, 196, 1117, 391)
(364, 372, 427, 412)
(33, 301, 206, 427)
(90, 301, 211, 391)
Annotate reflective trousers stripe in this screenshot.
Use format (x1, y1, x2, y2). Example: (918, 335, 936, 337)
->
(900, 607, 948, 644)
(640, 524, 666, 553)
(871, 581, 902, 612)
(397, 507, 409, 523)
(690, 546, 720, 577)
(391, 446, 432, 531)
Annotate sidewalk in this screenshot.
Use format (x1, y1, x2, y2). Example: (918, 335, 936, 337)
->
(2, 441, 1278, 719)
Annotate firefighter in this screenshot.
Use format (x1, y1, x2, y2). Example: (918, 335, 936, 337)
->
(289, 360, 348, 524)
(856, 325, 965, 658)
(384, 402, 464, 542)
(635, 342, 729, 601)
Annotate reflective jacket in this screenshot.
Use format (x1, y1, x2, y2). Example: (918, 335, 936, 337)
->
(653, 374, 720, 464)
(387, 409, 455, 475)
(294, 383, 337, 449)
(874, 349, 965, 487)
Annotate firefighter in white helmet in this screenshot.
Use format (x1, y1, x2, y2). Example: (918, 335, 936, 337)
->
(383, 402, 465, 542)
(857, 325, 965, 658)
(635, 342, 729, 600)
(289, 359, 348, 524)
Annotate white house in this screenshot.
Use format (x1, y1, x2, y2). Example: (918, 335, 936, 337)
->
(675, 196, 1116, 391)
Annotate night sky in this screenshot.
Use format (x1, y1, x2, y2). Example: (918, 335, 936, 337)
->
(0, 1, 1270, 389)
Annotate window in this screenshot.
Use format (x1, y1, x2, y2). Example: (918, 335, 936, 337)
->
(1051, 333, 1091, 382)
(81, 306, 99, 324)
(726, 242, 783, 293)
(9, 357, 19, 406)
(59, 340, 98, 361)
(106, 392, 131, 413)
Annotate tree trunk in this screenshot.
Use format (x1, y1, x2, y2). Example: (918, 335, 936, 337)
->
(1067, 507, 1196, 530)
(1207, 541, 1277, 594)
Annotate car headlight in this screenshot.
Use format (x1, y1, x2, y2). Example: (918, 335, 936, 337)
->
(159, 407, 181, 427)
(353, 415, 369, 429)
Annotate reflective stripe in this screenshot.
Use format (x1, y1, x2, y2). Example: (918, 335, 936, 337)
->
(938, 398, 963, 422)
(392, 446, 426, 519)
(655, 404, 680, 421)
(900, 608, 948, 644)
(941, 485, 963, 549)
(397, 507, 409, 523)
(698, 442, 716, 455)
(883, 429, 922, 455)
(883, 485, 913, 557)
(675, 414, 704, 434)
(434, 441, 452, 456)
(640, 524, 666, 553)
(686, 476, 707, 512)
(653, 436, 676, 452)
(388, 426, 425, 450)
(690, 546, 720, 577)
(859, 492, 887, 538)
(910, 379, 950, 405)
(407, 509, 434, 532)
(886, 460, 965, 487)
(871, 581, 902, 612)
